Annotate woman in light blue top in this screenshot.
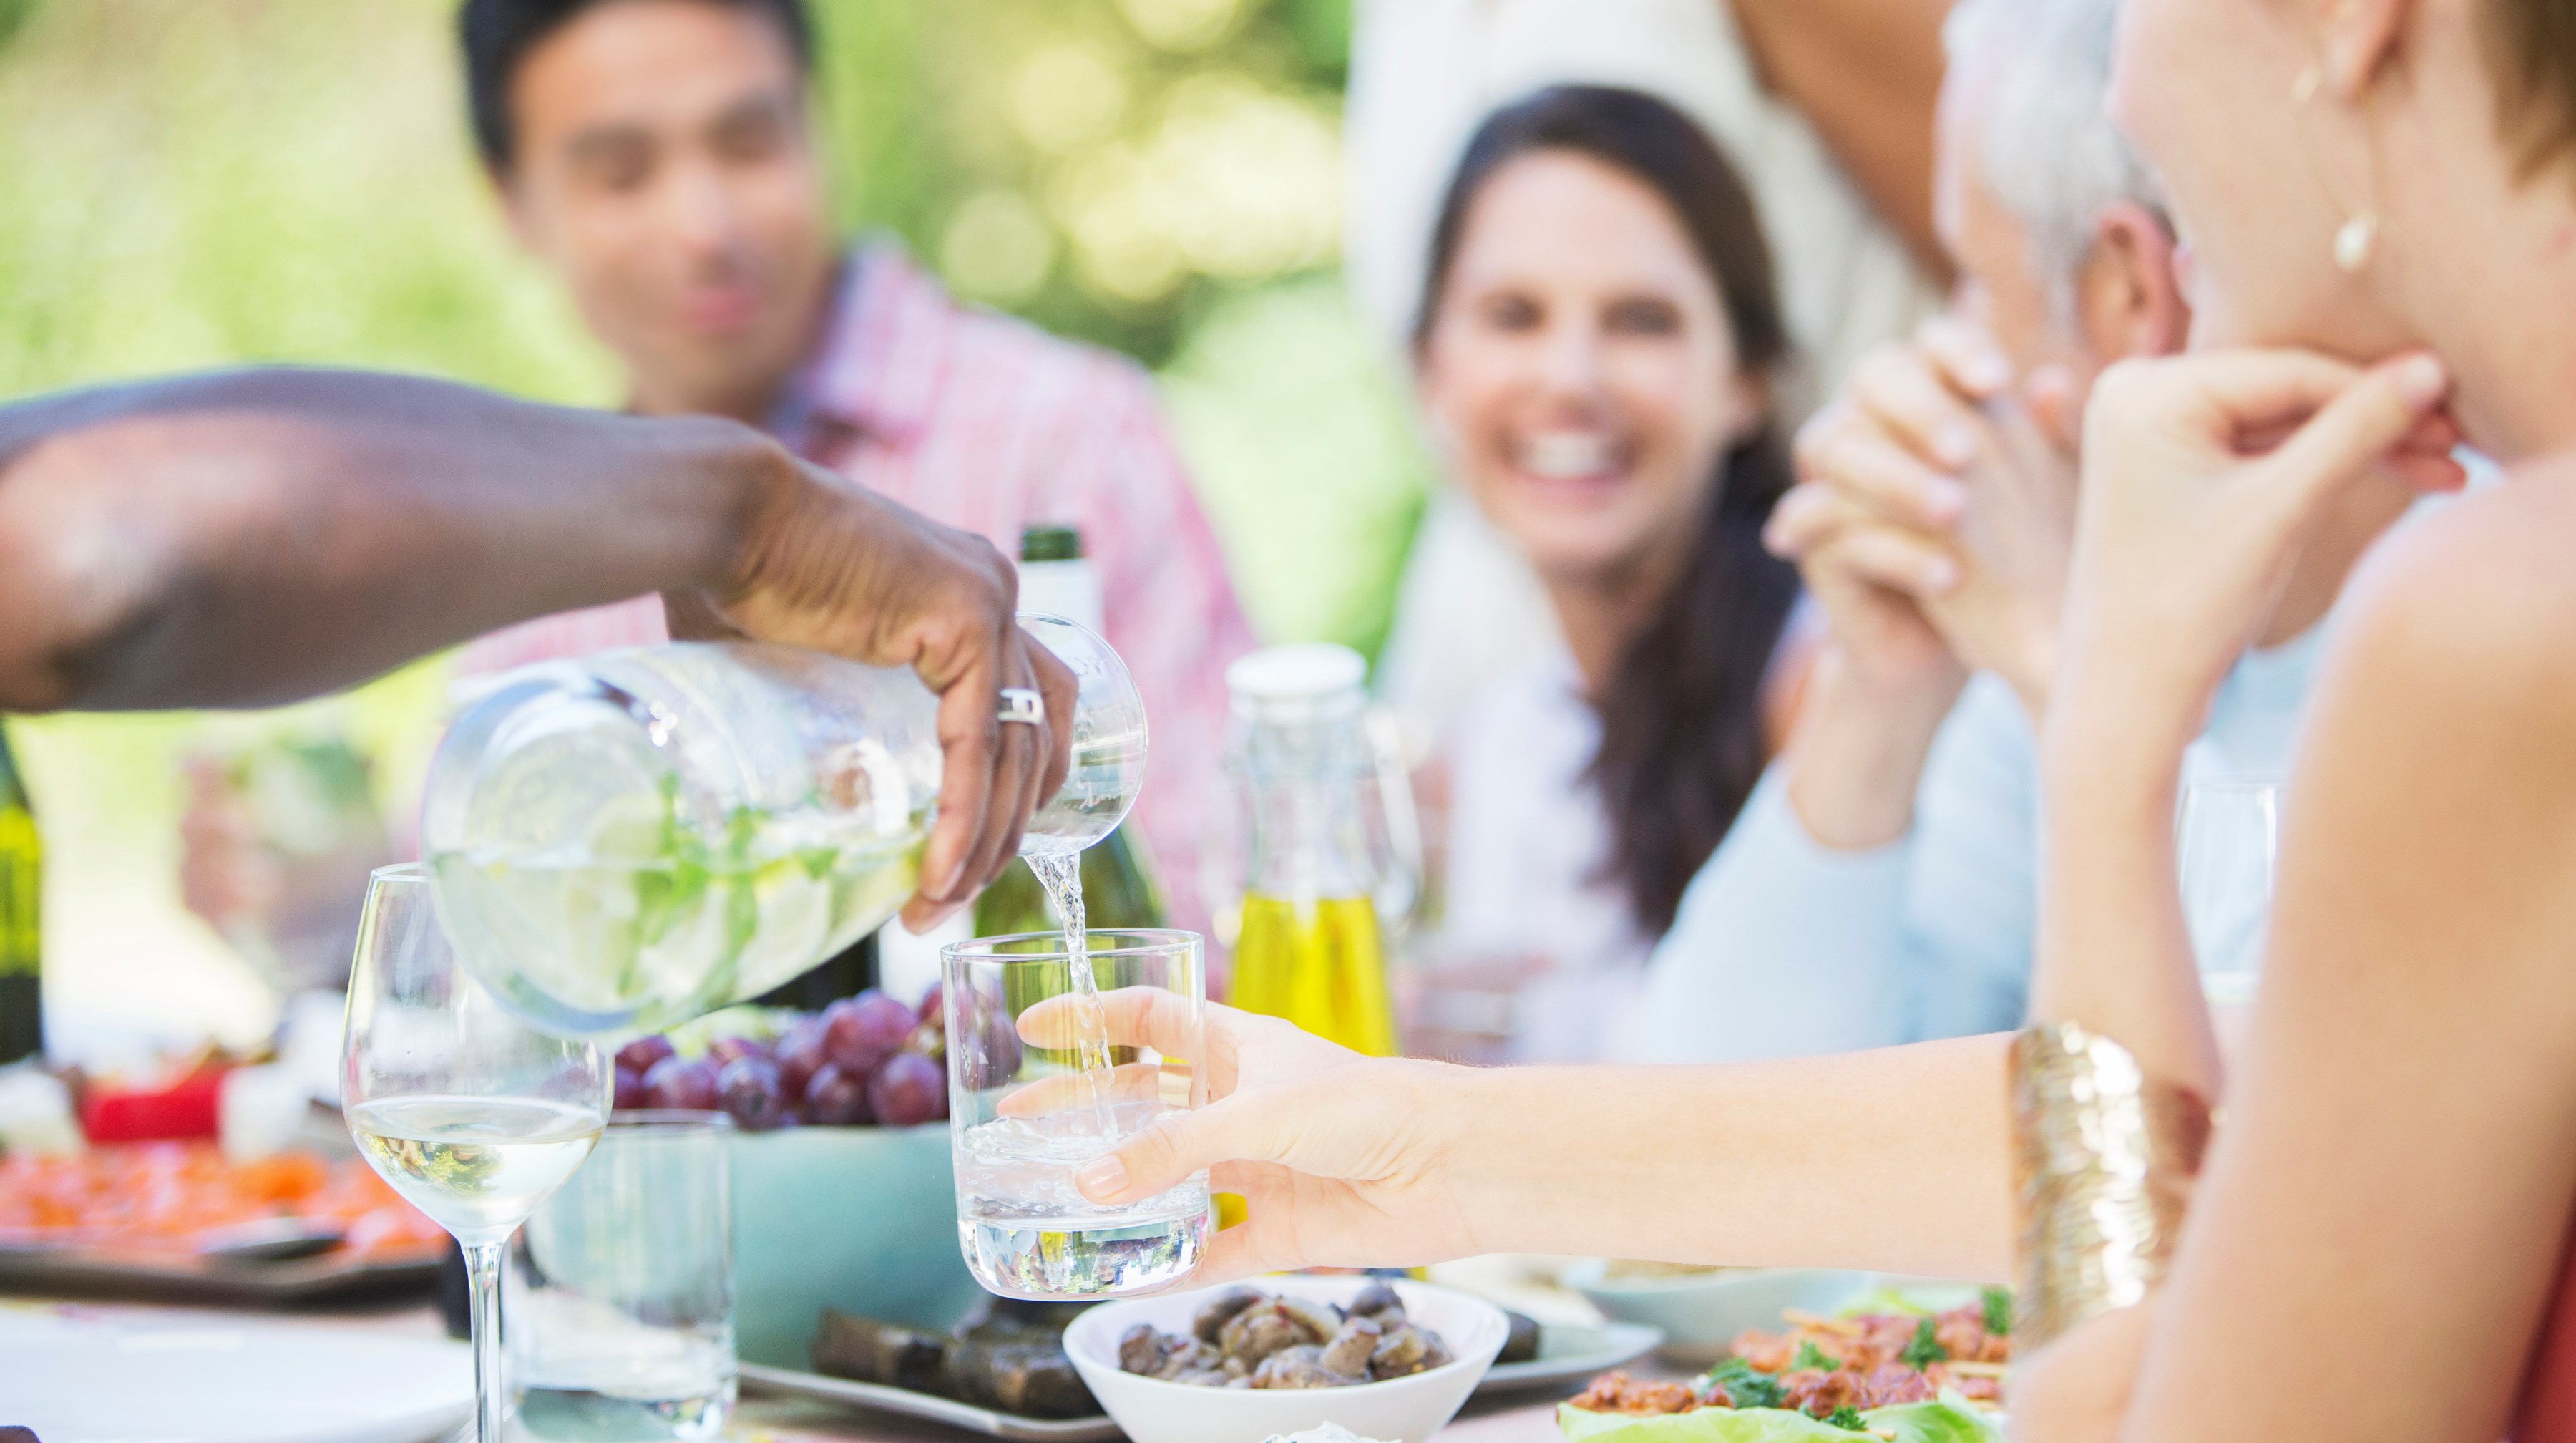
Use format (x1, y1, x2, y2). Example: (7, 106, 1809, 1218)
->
(1644, 635, 2328, 1061)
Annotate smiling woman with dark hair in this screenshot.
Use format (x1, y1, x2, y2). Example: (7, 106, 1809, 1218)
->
(1407, 85, 1809, 1063)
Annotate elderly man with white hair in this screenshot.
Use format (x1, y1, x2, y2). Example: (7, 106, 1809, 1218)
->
(1640, 0, 2265, 1059)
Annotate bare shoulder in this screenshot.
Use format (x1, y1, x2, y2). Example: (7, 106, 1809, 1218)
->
(2277, 462, 2576, 1046)
(2331, 465, 2576, 734)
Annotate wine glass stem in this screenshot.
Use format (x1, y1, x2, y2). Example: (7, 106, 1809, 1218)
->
(464, 1238, 508, 1442)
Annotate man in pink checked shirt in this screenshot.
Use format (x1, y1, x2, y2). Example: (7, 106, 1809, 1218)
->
(451, 0, 1256, 937)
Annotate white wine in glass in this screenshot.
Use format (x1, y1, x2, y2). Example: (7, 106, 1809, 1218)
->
(348, 1095, 605, 1240)
(343, 865, 608, 1443)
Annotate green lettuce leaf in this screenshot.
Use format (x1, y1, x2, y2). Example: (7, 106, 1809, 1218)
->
(1557, 1400, 2004, 1443)
(1700, 1357, 1785, 1409)
(1868, 1397, 2007, 1443)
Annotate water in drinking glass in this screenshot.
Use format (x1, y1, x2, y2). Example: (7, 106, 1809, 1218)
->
(514, 1308, 735, 1443)
(943, 930, 1209, 1300)
(509, 1112, 736, 1442)
(955, 1099, 1210, 1297)
(348, 1095, 601, 1241)
(1022, 848, 1120, 1135)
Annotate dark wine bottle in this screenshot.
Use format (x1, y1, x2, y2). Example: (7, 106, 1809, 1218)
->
(0, 723, 43, 1066)
(975, 525, 1167, 936)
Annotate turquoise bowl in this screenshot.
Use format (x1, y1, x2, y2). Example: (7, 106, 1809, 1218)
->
(728, 1123, 987, 1369)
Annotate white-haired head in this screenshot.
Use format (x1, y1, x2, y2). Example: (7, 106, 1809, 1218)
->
(1943, 0, 2167, 322)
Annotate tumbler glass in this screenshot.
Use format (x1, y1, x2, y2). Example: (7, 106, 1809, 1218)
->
(942, 929, 1208, 1299)
(507, 1111, 736, 1441)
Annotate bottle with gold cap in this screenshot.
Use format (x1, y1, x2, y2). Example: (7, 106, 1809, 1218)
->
(1222, 645, 1415, 1056)
(974, 524, 1167, 936)
(0, 722, 42, 1066)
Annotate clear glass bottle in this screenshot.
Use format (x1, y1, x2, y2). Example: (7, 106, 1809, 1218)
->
(976, 526, 1166, 937)
(0, 723, 41, 1067)
(421, 617, 1144, 1038)
(1221, 645, 1415, 1056)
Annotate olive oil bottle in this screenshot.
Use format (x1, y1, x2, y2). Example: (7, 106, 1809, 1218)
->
(0, 723, 42, 1066)
(1231, 894, 1393, 1056)
(1221, 646, 1402, 1056)
(975, 525, 1167, 936)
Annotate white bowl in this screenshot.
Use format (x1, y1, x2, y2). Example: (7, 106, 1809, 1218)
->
(1064, 1276, 1508, 1443)
(1560, 1263, 1874, 1368)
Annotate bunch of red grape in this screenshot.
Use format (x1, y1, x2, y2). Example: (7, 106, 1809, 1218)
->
(611, 987, 949, 1132)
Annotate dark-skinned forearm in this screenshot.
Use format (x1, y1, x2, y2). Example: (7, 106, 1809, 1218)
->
(0, 367, 787, 711)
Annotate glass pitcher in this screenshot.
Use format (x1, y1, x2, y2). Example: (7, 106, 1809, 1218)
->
(1221, 644, 1418, 1056)
(420, 615, 1143, 1038)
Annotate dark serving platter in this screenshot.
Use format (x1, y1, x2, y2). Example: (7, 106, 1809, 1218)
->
(0, 1238, 443, 1304)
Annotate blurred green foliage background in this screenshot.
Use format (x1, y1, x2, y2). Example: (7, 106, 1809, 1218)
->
(0, 0, 1430, 1049)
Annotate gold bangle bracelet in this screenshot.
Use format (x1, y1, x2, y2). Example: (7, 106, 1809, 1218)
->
(2010, 1020, 2215, 1349)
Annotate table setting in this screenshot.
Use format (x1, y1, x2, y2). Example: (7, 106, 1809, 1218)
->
(1, 631, 2017, 1443)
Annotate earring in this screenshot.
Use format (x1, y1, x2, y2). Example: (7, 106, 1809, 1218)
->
(2291, 62, 2378, 274)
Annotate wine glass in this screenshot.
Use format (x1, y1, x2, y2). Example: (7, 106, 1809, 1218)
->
(2176, 775, 2284, 1025)
(342, 864, 608, 1442)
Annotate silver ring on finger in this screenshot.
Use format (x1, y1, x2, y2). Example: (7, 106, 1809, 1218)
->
(997, 687, 1045, 727)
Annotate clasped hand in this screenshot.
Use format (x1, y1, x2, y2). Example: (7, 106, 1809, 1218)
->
(1770, 316, 2080, 720)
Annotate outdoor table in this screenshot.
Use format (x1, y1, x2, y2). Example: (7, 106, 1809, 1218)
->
(11, 1293, 1581, 1442)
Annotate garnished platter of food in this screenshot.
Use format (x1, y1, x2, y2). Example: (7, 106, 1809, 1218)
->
(0, 1143, 447, 1301)
(1558, 1289, 2011, 1441)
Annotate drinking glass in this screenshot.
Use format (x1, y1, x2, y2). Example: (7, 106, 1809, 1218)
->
(509, 1112, 736, 1441)
(2176, 775, 2284, 1010)
(343, 865, 609, 1443)
(943, 929, 1208, 1299)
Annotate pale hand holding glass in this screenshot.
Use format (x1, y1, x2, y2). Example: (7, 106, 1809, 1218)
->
(342, 864, 609, 1443)
(944, 929, 1209, 1299)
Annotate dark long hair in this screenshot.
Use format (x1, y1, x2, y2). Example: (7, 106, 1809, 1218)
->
(1416, 85, 1801, 938)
